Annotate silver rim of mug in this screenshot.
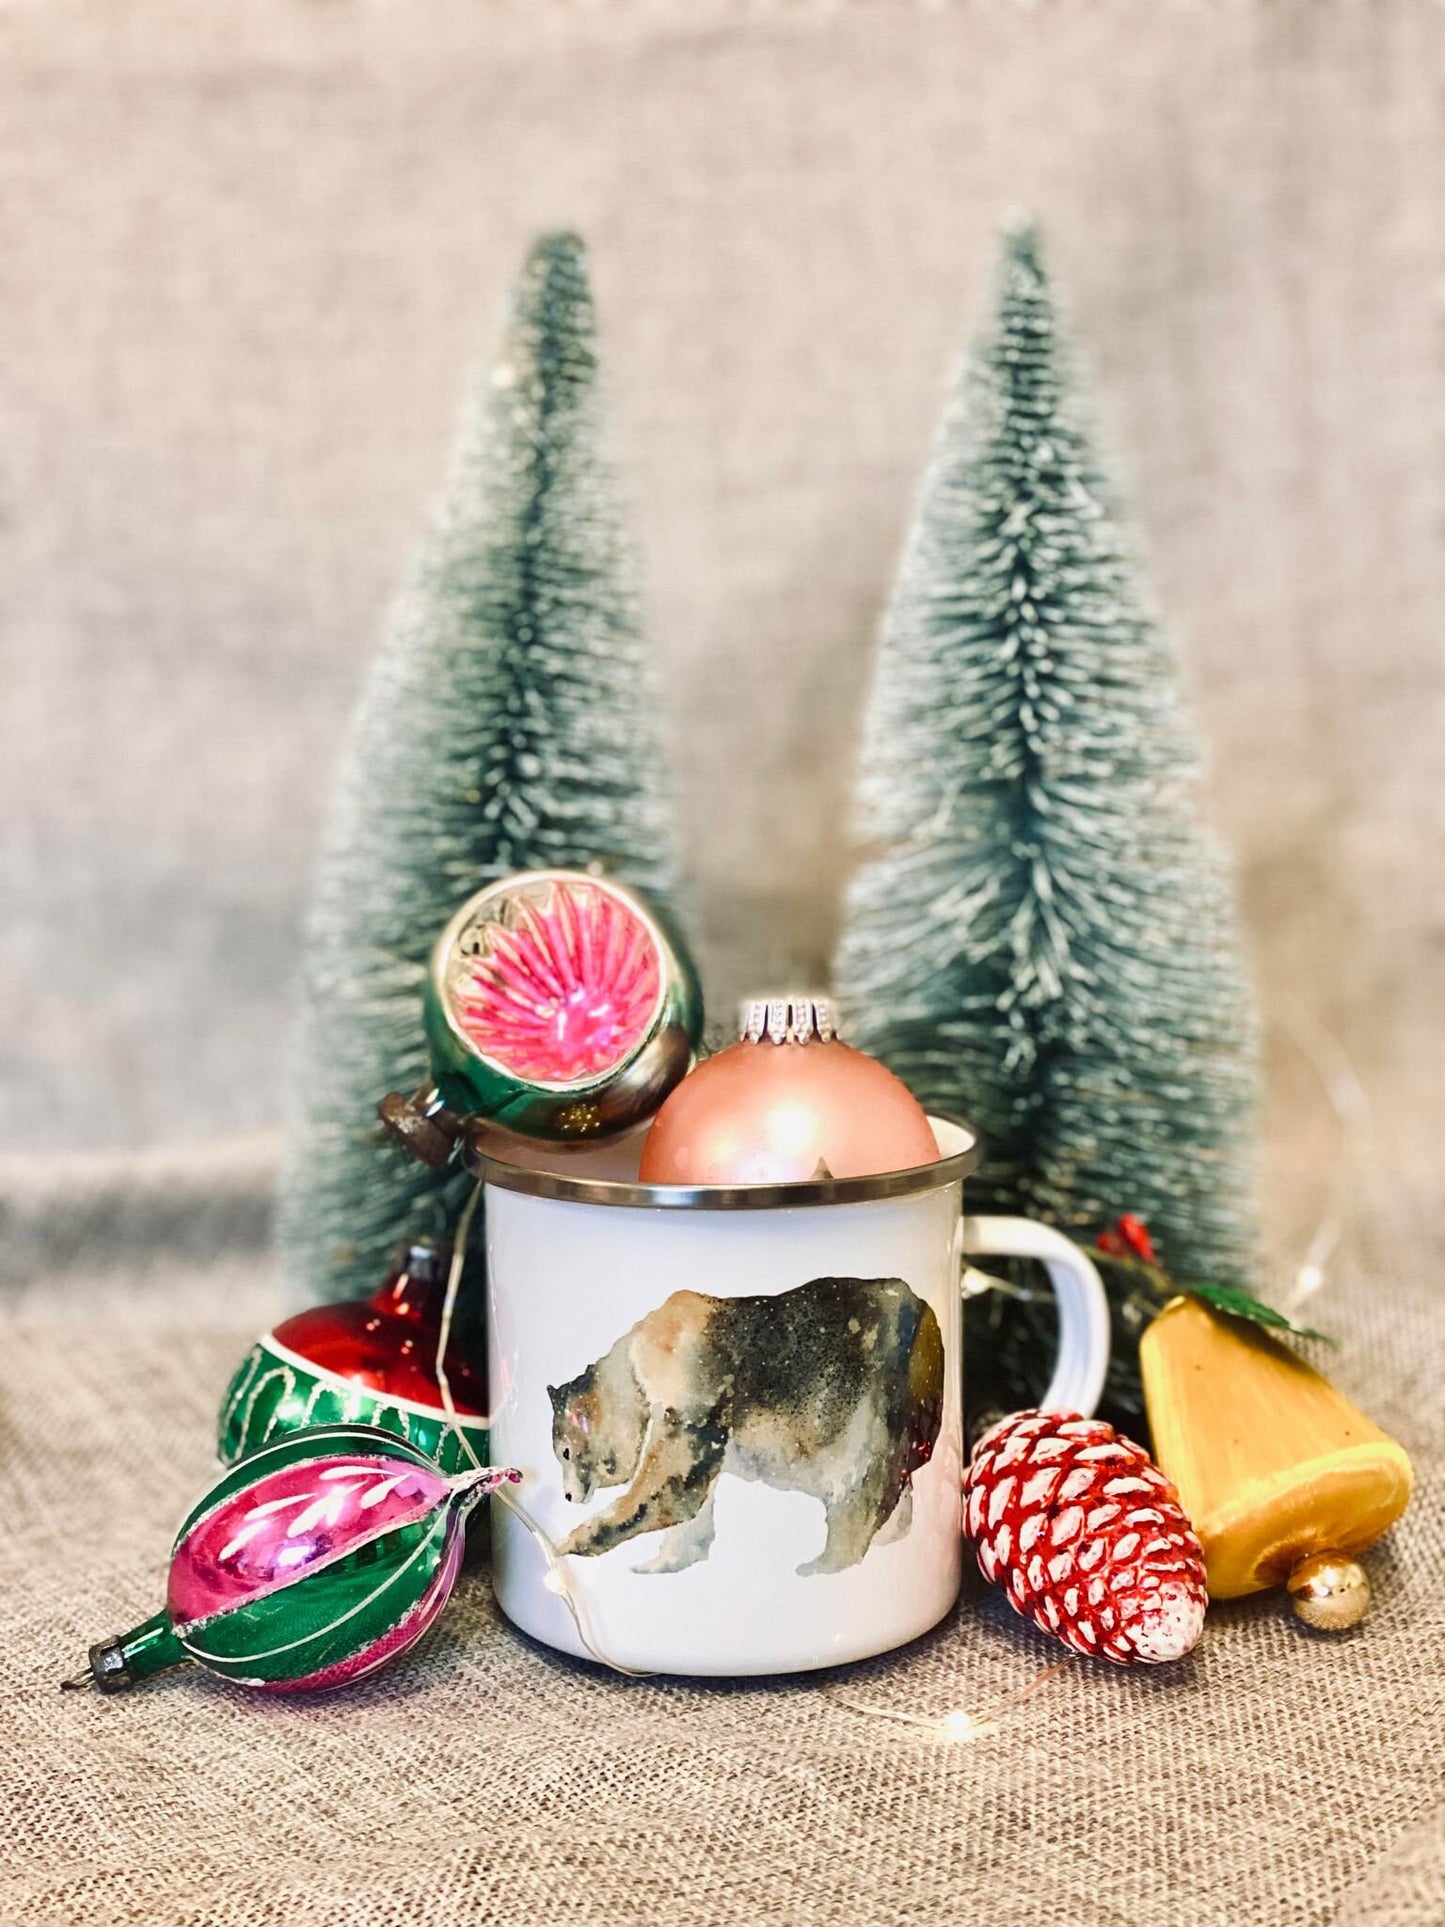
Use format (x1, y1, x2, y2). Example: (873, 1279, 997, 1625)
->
(465, 1112, 982, 1211)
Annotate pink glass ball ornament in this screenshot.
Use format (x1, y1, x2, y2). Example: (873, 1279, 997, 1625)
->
(638, 997, 940, 1186)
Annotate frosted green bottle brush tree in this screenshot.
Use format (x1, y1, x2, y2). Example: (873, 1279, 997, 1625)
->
(280, 232, 681, 1306)
(834, 221, 1261, 1421)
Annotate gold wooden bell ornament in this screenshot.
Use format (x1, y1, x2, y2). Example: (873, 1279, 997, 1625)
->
(1140, 1297, 1413, 1632)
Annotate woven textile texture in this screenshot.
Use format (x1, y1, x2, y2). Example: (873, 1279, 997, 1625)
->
(3, 2, 1443, 1921)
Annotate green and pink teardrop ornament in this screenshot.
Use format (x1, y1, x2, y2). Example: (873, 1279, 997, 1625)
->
(64, 1426, 519, 1694)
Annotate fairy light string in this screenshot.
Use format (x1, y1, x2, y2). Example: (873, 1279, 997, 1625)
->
(431, 1172, 649, 1676)
(1270, 1001, 1371, 1317)
(822, 1658, 1066, 1741)
(433, 1174, 486, 1479)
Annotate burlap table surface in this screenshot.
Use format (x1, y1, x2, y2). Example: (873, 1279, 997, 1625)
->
(2, 1152, 1440, 1927)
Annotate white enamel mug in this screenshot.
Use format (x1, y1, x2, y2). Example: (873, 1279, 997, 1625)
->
(480, 1119, 1109, 1676)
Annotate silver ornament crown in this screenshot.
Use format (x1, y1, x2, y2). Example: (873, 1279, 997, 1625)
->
(739, 996, 839, 1046)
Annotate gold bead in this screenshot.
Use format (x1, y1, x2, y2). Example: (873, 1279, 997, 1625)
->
(1288, 1553, 1371, 1632)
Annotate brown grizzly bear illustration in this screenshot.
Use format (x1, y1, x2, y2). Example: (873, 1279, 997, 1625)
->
(547, 1275, 944, 1576)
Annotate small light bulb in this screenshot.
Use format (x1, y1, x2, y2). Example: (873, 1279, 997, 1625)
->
(1294, 1262, 1325, 1299)
(543, 1569, 567, 1595)
(939, 1709, 976, 1741)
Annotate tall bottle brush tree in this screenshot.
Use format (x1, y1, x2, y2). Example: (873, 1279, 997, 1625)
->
(834, 223, 1260, 1415)
(280, 232, 681, 1305)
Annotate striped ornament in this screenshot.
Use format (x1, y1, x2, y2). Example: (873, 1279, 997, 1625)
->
(78, 1426, 516, 1693)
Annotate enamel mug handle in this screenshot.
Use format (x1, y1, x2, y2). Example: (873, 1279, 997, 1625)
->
(962, 1215, 1111, 1417)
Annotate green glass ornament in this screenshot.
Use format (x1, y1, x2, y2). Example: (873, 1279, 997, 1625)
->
(217, 1243, 489, 1477)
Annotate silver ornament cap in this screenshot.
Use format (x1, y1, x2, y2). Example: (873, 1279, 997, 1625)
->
(739, 996, 839, 1046)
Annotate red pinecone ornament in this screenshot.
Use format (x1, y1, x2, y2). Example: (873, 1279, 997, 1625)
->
(964, 1411, 1208, 1665)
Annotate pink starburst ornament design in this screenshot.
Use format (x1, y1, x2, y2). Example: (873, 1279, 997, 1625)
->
(457, 879, 661, 1085)
(414, 870, 703, 1142)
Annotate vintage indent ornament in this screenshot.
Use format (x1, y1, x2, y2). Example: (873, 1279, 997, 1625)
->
(403, 869, 702, 1144)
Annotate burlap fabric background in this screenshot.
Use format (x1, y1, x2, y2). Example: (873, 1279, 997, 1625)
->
(2, 4, 1442, 1922)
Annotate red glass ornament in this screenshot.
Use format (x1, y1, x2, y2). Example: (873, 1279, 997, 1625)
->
(217, 1245, 491, 1476)
(637, 998, 940, 1185)
(269, 1244, 487, 1419)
